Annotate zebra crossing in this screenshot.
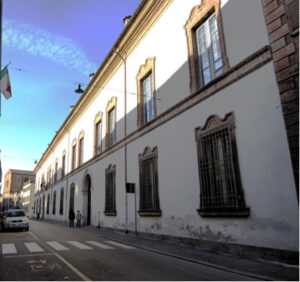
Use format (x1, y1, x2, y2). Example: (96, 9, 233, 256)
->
(1, 240, 135, 255)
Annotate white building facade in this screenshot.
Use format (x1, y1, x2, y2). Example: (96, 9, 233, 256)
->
(34, 0, 299, 261)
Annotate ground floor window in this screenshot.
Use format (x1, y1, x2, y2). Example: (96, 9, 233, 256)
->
(138, 147, 161, 216)
(195, 112, 249, 217)
(104, 165, 116, 216)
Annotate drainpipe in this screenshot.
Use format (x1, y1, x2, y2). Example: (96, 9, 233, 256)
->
(113, 48, 128, 234)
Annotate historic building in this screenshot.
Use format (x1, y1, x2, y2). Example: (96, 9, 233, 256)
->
(34, 0, 298, 261)
(3, 169, 35, 210)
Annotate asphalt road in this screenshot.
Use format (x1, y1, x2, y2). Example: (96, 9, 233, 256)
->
(0, 220, 259, 281)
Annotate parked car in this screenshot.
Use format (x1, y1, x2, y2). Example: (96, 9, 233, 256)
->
(1, 209, 29, 231)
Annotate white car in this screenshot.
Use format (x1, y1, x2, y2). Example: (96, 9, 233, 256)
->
(1, 209, 29, 231)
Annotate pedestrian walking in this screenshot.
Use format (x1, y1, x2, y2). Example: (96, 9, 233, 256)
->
(68, 209, 75, 228)
(76, 210, 82, 228)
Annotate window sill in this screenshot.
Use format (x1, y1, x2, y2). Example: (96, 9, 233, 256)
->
(138, 210, 161, 217)
(104, 211, 117, 216)
(197, 207, 250, 218)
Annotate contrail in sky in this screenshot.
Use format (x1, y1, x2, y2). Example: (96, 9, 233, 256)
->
(3, 19, 98, 75)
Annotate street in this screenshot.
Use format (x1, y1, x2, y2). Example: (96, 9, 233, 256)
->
(0, 220, 260, 281)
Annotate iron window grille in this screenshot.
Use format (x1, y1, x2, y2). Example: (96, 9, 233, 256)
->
(195, 112, 249, 217)
(138, 147, 161, 216)
(46, 194, 50, 214)
(59, 188, 64, 215)
(52, 191, 56, 215)
(104, 165, 116, 216)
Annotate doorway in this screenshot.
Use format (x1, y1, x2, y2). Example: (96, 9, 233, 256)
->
(69, 184, 75, 212)
(83, 174, 91, 226)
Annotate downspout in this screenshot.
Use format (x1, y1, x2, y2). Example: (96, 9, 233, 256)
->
(113, 48, 129, 234)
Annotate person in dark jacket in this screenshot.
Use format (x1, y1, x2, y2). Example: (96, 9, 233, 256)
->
(68, 209, 75, 228)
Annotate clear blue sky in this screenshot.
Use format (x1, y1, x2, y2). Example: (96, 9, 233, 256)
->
(0, 0, 141, 193)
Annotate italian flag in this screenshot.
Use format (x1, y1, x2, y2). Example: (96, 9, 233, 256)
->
(0, 66, 12, 99)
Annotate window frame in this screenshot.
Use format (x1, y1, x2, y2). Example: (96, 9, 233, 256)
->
(94, 111, 103, 156)
(54, 158, 58, 182)
(138, 146, 161, 216)
(106, 97, 117, 148)
(184, 0, 229, 93)
(59, 188, 64, 215)
(136, 57, 156, 127)
(78, 130, 84, 167)
(195, 112, 249, 217)
(62, 150, 66, 178)
(71, 139, 77, 171)
(52, 190, 56, 215)
(104, 164, 117, 216)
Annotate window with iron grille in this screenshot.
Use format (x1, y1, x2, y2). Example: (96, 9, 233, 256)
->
(53, 191, 56, 215)
(195, 112, 249, 217)
(46, 194, 50, 214)
(59, 188, 64, 215)
(138, 147, 161, 216)
(104, 165, 116, 216)
(285, 0, 299, 31)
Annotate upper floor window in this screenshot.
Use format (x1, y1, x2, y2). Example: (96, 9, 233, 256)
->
(62, 151, 66, 178)
(71, 139, 77, 170)
(138, 147, 161, 216)
(195, 112, 249, 217)
(78, 131, 84, 166)
(106, 97, 117, 148)
(136, 57, 156, 127)
(104, 164, 116, 216)
(284, 0, 299, 32)
(185, 0, 229, 92)
(94, 112, 103, 156)
(54, 159, 58, 182)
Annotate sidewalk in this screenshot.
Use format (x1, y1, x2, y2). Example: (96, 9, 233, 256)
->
(82, 225, 299, 281)
(34, 219, 299, 281)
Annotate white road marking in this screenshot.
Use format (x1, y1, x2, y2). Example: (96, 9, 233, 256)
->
(67, 241, 92, 250)
(24, 242, 44, 253)
(86, 241, 115, 249)
(46, 241, 69, 251)
(2, 243, 17, 254)
(104, 240, 135, 249)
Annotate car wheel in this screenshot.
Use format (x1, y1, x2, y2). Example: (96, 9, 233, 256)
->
(25, 227, 29, 231)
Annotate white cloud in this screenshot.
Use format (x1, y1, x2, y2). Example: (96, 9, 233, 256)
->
(3, 19, 98, 75)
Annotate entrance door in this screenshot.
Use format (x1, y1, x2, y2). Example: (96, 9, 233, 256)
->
(69, 185, 75, 212)
(83, 175, 91, 226)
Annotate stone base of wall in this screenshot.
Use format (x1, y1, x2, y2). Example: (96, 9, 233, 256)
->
(108, 226, 299, 265)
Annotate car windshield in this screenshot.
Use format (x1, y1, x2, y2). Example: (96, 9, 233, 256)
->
(7, 211, 26, 217)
